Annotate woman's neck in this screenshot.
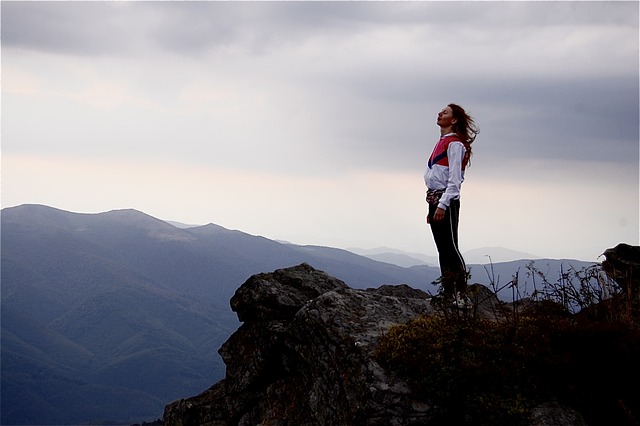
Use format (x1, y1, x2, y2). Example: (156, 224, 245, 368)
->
(440, 125, 454, 136)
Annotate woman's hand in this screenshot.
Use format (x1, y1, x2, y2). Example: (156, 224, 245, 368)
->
(426, 207, 446, 224)
(433, 207, 446, 222)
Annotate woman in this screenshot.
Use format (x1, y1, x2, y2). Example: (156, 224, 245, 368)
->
(424, 103, 479, 307)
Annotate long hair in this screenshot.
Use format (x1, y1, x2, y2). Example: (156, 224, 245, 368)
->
(449, 103, 479, 145)
(449, 103, 479, 165)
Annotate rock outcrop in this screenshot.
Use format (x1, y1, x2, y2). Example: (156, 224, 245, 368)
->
(163, 263, 586, 426)
(164, 263, 439, 425)
(602, 243, 640, 302)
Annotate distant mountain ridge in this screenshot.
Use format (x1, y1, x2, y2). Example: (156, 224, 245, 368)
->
(1, 204, 595, 425)
(463, 247, 542, 264)
(349, 246, 541, 267)
(348, 247, 438, 267)
(1, 204, 439, 425)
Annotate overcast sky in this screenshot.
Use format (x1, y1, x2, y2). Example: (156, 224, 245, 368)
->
(2, 1, 638, 261)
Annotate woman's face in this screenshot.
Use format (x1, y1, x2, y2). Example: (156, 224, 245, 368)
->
(437, 106, 457, 128)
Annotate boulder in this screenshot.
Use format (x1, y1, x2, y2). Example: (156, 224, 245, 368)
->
(164, 263, 436, 425)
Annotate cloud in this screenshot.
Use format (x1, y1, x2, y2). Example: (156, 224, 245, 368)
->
(2, 1, 638, 259)
(4, 2, 637, 56)
(2, 2, 134, 55)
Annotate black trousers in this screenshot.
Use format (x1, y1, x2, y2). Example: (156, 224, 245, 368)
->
(428, 199, 467, 295)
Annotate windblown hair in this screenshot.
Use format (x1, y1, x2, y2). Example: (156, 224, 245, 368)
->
(448, 103, 479, 166)
(449, 103, 479, 145)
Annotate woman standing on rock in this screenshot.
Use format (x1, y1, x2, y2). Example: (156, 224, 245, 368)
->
(424, 103, 479, 307)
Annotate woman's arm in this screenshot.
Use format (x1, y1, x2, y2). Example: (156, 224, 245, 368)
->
(437, 142, 466, 211)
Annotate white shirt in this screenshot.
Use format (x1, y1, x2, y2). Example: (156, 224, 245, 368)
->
(424, 134, 467, 210)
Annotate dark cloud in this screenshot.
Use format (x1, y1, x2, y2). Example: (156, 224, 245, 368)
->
(470, 76, 639, 164)
(297, 65, 638, 172)
(1, 2, 372, 55)
(1, 2, 137, 55)
(3, 1, 637, 173)
(5, 1, 637, 57)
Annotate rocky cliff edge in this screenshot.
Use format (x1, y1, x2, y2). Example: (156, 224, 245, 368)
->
(163, 262, 588, 426)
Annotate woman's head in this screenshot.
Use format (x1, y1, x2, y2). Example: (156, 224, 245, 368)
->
(448, 103, 479, 145)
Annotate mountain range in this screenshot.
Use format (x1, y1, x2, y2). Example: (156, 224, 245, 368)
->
(348, 246, 542, 267)
(1, 204, 595, 425)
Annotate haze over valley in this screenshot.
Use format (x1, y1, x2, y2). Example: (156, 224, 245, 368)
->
(1, 204, 600, 425)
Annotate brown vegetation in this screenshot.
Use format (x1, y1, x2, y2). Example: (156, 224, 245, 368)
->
(377, 247, 640, 425)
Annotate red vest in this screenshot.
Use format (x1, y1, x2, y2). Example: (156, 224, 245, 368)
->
(428, 135, 470, 170)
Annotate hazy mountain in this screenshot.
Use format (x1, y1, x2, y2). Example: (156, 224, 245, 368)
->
(1, 204, 595, 425)
(351, 246, 543, 268)
(463, 247, 542, 264)
(1, 204, 440, 425)
(348, 247, 438, 267)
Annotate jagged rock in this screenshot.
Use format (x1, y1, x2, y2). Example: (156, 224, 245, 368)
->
(165, 263, 438, 425)
(230, 262, 350, 322)
(602, 243, 640, 301)
(163, 263, 576, 425)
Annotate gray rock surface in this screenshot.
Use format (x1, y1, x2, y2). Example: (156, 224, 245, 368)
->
(163, 263, 584, 426)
